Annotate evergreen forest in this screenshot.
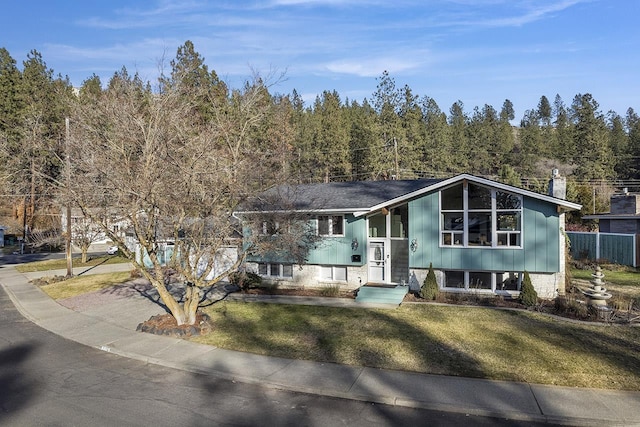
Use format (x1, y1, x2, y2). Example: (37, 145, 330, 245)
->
(1, 42, 639, 240)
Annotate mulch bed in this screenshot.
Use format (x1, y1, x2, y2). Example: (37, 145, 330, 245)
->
(136, 312, 212, 338)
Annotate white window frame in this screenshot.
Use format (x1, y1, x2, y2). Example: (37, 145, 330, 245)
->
(440, 183, 523, 249)
(319, 265, 347, 282)
(441, 270, 522, 294)
(257, 262, 293, 279)
(317, 215, 345, 237)
(260, 220, 283, 236)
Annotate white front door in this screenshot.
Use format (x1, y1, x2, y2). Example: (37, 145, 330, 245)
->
(369, 241, 386, 282)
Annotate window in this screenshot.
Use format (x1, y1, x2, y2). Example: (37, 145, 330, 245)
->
(257, 263, 293, 278)
(497, 272, 522, 291)
(440, 183, 522, 248)
(317, 215, 344, 236)
(444, 270, 465, 288)
(368, 213, 386, 237)
(260, 220, 281, 236)
(443, 270, 523, 293)
(390, 205, 408, 238)
(469, 271, 492, 290)
(441, 185, 464, 246)
(319, 265, 347, 281)
(496, 191, 521, 247)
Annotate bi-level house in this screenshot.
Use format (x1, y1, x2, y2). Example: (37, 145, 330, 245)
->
(237, 173, 581, 299)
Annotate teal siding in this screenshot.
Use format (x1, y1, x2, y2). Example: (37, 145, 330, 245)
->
(409, 193, 561, 273)
(408, 192, 440, 267)
(246, 214, 366, 266)
(522, 198, 560, 272)
(306, 214, 367, 266)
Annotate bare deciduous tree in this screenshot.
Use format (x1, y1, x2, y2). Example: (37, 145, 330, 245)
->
(66, 60, 308, 325)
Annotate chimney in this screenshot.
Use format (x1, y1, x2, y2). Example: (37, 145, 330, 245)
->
(548, 169, 566, 200)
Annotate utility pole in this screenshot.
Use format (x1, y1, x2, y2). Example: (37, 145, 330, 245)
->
(393, 137, 399, 180)
(65, 118, 73, 277)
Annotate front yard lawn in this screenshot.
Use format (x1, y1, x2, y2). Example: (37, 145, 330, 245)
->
(38, 271, 132, 300)
(26, 261, 640, 391)
(16, 255, 129, 273)
(194, 301, 640, 391)
(571, 266, 640, 300)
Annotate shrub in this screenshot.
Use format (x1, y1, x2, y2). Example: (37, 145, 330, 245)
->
(420, 263, 439, 300)
(519, 271, 538, 307)
(319, 284, 341, 297)
(229, 271, 262, 291)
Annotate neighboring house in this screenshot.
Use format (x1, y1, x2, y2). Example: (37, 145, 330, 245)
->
(572, 189, 640, 267)
(61, 208, 129, 252)
(237, 173, 581, 299)
(583, 189, 640, 233)
(135, 240, 239, 281)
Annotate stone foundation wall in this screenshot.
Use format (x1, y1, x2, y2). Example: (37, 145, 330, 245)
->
(528, 272, 562, 299)
(245, 262, 366, 291)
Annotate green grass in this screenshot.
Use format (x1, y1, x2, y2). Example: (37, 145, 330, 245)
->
(571, 266, 640, 301)
(572, 266, 640, 287)
(38, 271, 132, 300)
(15, 255, 129, 273)
(24, 258, 640, 391)
(194, 301, 640, 391)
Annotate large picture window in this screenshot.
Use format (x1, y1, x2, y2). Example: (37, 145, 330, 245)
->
(440, 183, 522, 248)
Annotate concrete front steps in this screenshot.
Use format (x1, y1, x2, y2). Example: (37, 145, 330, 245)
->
(355, 284, 408, 305)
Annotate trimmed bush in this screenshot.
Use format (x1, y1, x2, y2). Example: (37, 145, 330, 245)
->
(420, 263, 439, 300)
(519, 271, 538, 307)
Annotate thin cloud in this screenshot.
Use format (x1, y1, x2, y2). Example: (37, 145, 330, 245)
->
(325, 56, 425, 77)
(434, 0, 587, 29)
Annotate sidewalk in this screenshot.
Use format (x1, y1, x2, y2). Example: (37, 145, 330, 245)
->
(2, 264, 640, 426)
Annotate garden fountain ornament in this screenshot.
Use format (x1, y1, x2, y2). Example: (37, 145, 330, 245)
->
(581, 266, 612, 307)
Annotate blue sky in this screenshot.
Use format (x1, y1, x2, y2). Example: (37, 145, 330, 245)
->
(1, 0, 638, 120)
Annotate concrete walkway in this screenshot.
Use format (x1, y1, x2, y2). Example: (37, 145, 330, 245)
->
(2, 263, 639, 426)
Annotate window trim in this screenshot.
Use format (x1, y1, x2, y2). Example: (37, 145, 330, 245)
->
(318, 265, 347, 282)
(439, 183, 523, 249)
(317, 215, 345, 237)
(257, 262, 293, 279)
(442, 270, 523, 294)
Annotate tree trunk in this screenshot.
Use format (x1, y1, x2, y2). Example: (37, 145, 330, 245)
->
(29, 158, 36, 231)
(152, 279, 189, 325)
(183, 284, 201, 325)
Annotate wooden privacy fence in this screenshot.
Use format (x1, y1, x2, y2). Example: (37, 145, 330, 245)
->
(567, 231, 639, 267)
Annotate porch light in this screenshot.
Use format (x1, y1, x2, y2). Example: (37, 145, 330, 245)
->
(410, 238, 418, 252)
(351, 238, 359, 251)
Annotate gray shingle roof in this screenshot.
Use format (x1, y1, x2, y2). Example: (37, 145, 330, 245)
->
(240, 178, 445, 213)
(238, 174, 582, 215)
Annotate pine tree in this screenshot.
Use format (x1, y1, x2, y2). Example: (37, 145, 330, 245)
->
(570, 93, 613, 181)
(448, 101, 470, 172)
(421, 96, 453, 174)
(420, 263, 439, 300)
(519, 271, 538, 307)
